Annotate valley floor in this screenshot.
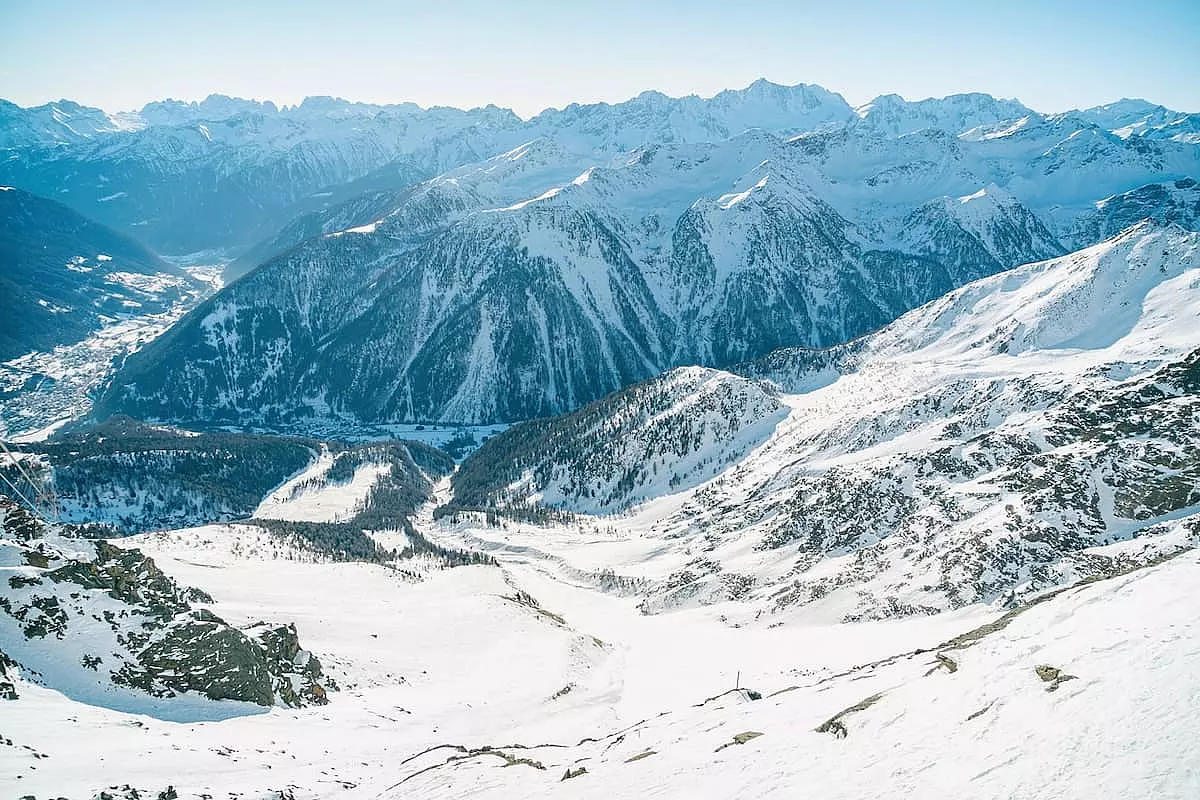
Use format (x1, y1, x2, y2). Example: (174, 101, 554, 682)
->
(0, 264, 223, 441)
(3, 488, 1199, 799)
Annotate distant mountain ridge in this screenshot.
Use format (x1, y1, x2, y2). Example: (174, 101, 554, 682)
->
(2, 80, 1195, 255)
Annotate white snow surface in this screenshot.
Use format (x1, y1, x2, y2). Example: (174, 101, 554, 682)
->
(254, 445, 390, 523)
(2, 513, 1198, 798)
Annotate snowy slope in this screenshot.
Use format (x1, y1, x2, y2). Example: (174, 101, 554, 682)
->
(84, 76, 1200, 429)
(5, 220, 1200, 793)
(0, 98, 139, 148)
(1061, 177, 1200, 249)
(2, 500, 1197, 798)
(451, 367, 787, 515)
(0, 95, 524, 254)
(0, 501, 331, 722)
(5, 82, 1198, 432)
(376, 545, 1200, 800)
(446, 223, 1200, 618)
(2, 81, 1199, 800)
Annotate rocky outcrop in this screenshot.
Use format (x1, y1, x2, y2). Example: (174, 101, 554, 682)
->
(0, 647, 17, 700)
(0, 508, 330, 709)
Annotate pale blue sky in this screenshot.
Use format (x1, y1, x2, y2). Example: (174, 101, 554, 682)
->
(2, 0, 1198, 115)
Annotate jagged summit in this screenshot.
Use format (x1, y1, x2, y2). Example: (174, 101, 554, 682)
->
(854, 91, 1035, 137)
(3, 78, 1198, 436)
(2, 79, 1194, 253)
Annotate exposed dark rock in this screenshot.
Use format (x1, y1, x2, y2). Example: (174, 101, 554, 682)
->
(1, 498, 46, 541)
(47, 540, 193, 619)
(0, 647, 18, 700)
(248, 621, 329, 706)
(1035, 664, 1078, 692)
(2, 520, 331, 709)
(816, 693, 884, 738)
(116, 620, 276, 705)
(715, 731, 765, 752)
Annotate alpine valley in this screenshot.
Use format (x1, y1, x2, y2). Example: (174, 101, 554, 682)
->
(1, 79, 1198, 800)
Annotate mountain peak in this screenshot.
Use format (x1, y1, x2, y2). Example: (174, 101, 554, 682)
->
(633, 89, 672, 104)
(743, 77, 790, 95)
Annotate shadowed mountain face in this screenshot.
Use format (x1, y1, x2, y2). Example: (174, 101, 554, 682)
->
(0, 186, 198, 360)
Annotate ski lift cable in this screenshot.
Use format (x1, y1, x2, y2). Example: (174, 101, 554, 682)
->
(0, 437, 57, 519)
(0, 468, 41, 516)
(0, 438, 44, 492)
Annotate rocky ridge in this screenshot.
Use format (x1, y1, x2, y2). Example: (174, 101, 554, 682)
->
(0, 497, 330, 712)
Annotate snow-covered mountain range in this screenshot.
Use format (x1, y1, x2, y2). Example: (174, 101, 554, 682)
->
(2, 77, 1198, 800)
(3, 82, 1196, 257)
(89, 82, 1199, 427)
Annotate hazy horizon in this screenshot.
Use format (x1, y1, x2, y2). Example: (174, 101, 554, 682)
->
(3, 0, 1198, 117)
(4, 76, 1196, 120)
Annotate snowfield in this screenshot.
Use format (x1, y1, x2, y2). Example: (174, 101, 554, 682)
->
(2, 519, 1198, 799)
(252, 446, 391, 524)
